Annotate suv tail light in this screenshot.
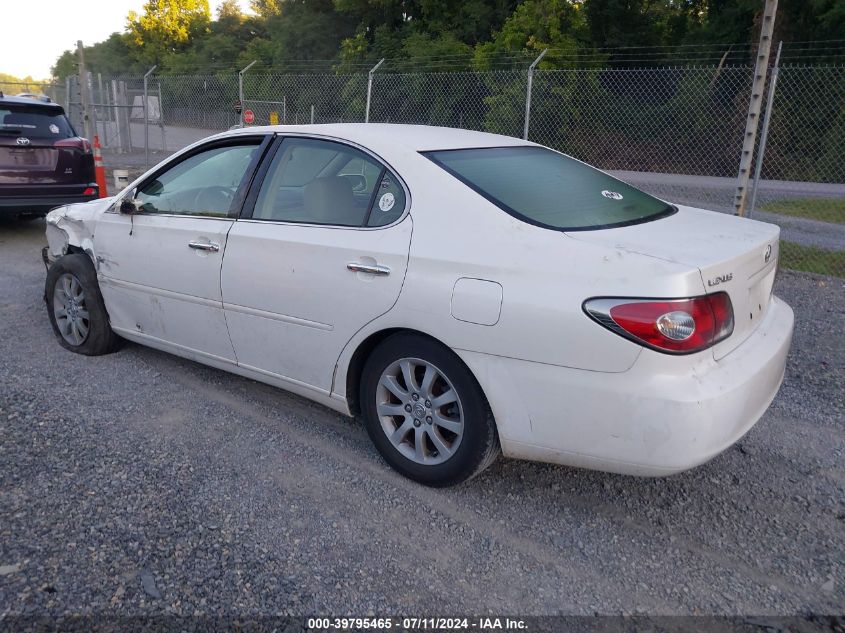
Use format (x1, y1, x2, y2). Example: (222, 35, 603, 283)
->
(583, 293, 734, 354)
(55, 137, 92, 153)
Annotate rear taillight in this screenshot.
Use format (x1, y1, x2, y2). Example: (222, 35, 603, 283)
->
(583, 293, 734, 354)
(55, 137, 92, 153)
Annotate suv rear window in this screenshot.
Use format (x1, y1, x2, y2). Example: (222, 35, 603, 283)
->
(423, 146, 674, 231)
(0, 105, 75, 139)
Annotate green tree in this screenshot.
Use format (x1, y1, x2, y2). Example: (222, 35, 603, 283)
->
(250, 0, 281, 17)
(416, 0, 520, 46)
(269, 0, 357, 65)
(51, 51, 78, 79)
(475, 0, 588, 66)
(584, 0, 705, 53)
(127, 0, 212, 66)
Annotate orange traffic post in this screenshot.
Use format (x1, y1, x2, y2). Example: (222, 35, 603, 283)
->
(93, 135, 108, 198)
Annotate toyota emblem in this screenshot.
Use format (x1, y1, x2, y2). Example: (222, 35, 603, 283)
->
(764, 244, 772, 263)
(16, 137, 30, 146)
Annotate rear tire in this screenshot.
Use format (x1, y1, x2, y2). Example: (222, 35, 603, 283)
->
(45, 253, 121, 356)
(360, 333, 499, 487)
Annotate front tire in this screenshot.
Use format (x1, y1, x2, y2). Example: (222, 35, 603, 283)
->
(45, 253, 120, 355)
(360, 333, 499, 487)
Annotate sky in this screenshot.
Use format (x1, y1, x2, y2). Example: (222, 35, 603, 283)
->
(0, 0, 254, 80)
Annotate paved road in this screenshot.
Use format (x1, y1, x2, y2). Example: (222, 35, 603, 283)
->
(1, 218, 842, 619)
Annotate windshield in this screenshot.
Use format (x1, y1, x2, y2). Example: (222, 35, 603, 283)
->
(0, 106, 75, 139)
(423, 146, 674, 231)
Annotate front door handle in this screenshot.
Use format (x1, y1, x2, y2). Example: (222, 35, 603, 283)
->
(347, 262, 390, 276)
(188, 240, 220, 252)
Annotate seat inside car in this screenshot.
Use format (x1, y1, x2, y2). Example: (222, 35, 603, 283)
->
(303, 176, 362, 225)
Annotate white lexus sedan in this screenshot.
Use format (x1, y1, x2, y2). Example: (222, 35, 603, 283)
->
(43, 124, 794, 486)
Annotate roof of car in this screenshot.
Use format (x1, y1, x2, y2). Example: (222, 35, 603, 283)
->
(226, 123, 531, 154)
(0, 93, 64, 110)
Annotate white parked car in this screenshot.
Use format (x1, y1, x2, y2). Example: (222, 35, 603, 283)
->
(43, 124, 794, 486)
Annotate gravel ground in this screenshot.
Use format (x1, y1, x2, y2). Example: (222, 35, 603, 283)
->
(0, 218, 843, 620)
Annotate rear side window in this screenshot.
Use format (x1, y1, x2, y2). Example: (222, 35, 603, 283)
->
(0, 106, 75, 139)
(423, 146, 674, 231)
(252, 137, 406, 227)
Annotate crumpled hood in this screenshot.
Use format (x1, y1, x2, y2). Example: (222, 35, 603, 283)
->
(47, 196, 115, 227)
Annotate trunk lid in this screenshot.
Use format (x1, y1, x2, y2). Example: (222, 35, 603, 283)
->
(567, 205, 780, 360)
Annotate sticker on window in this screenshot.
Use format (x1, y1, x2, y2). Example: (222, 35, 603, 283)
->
(378, 192, 395, 212)
(601, 190, 623, 200)
(49, 124, 60, 134)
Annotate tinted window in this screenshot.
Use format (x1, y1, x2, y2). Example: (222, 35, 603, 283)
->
(252, 137, 405, 227)
(135, 143, 258, 217)
(424, 146, 673, 230)
(0, 105, 75, 139)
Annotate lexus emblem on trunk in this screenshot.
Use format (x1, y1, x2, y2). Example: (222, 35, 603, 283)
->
(764, 244, 772, 263)
(16, 137, 30, 146)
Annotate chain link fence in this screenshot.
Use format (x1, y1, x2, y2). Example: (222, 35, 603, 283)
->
(0, 80, 67, 108)
(531, 67, 754, 206)
(370, 70, 528, 137)
(752, 65, 845, 277)
(43, 56, 844, 279)
(242, 73, 367, 126)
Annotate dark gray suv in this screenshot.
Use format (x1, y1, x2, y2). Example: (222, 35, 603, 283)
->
(0, 93, 98, 217)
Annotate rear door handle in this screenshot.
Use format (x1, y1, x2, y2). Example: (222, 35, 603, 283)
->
(347, 262, 390, 276)
(188, 240, 220, 252)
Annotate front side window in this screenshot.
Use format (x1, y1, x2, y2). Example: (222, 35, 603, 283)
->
(423, 146, 673, 231)
(252, 137, 406, 227)
(135, 143, 259, 217)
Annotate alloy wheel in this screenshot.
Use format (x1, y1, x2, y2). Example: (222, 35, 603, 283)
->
(53, 273, 90, 346)
(375, 357, 464, 465)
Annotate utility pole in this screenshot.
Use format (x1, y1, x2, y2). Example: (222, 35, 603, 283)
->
(734, 0, 778, 217)
(76, 41, 93, 143)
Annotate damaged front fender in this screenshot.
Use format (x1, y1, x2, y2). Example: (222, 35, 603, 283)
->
(44, 198, 114, 268)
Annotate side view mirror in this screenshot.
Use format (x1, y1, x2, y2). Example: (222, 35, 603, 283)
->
(119, 197, 138, 215)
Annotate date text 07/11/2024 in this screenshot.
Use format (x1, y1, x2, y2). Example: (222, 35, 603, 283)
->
(306, 617, 528, 630)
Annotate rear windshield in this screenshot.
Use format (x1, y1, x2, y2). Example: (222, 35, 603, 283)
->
(0, 105, 75, 139)
(423, 146, 674, 231)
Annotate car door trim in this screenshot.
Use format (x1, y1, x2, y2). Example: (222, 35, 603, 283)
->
(221, 301, 334, 331)
(98, 275, 222, 309)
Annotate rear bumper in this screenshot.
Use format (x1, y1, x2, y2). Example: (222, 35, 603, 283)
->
(458, 296, 794, 476)
(0, 189, 99, 214)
